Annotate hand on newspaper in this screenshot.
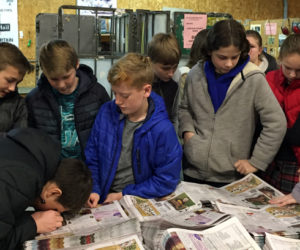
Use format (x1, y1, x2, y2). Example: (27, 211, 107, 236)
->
(86, 193, 100, 208)
(31, 210, 63, 233)
(234, 159, 257, 175)
(104, 192, 123, 203)
(269, 193, 297, 207)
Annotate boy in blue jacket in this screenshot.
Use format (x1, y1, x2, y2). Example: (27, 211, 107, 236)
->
(85, 53, 182, 206)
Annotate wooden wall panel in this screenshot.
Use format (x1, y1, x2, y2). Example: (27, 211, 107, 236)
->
(117, 0, 286, 20)
(288, 0, 300, 18)
(17, 0, 75, 89)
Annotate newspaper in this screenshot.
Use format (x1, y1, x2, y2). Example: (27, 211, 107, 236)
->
(216, 202, 300, 237)
(23, 201, 142, 250)
(85, 234, 145, 250)
(119, 181, 233, 222)
(141, 207, 231, 250)
(120, 174, 285, 223)
(35, 201, 129, 239)
(263, 232, 300, 250)
(218, 174, 284, 210)
(159, 216, 261, 250)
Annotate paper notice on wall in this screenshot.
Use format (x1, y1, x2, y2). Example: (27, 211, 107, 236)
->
(0, 0, 18, 46)
(183, 14, 207, 49)
(265, 22, 277, 35)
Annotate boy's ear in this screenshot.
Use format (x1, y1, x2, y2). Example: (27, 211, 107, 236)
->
(45, 182, 62, 199)
(143, 84, 152, 98)
(76, 61, 80, 70)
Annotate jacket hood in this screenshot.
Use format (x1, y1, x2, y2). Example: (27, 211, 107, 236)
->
(6, 128, 61, 180)
(37, 64, 97, 95)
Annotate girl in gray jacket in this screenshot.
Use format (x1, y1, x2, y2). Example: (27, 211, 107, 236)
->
(179, 19, 286, 187)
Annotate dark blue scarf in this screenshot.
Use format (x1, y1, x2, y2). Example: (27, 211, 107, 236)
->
(204, 56, 250, 113)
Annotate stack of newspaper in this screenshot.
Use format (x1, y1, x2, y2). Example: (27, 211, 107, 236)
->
(263, 232, 300, 250)
(23, 201, 142, 250)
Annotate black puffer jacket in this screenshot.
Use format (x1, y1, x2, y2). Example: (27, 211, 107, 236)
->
(26, 64, 110, 159)
(0, 128, 61, 250)
(0, 91, 27, 136)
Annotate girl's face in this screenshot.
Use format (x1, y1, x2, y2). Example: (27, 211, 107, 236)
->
(247, 36, 263, 65)
(281, 53, 300, 82)
(211, 45, 241, 74)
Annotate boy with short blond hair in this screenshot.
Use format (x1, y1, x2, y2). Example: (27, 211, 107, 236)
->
(148, 33, 181, 127)
(26, 39, 110, 160)
(0, 42, 33, 136)
(85, 53, 182, 206)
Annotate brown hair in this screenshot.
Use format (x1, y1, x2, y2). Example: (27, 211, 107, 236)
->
(279, 33, 300, 61)
(148, 33, 181, 65)
(187, 29, 209, 68)
(39, 40, 78, 77)
(53, 158, 92, 213)
(0, 42, 33, 75)
(108, 53, 154, 89)
(201, 19, 250, 63)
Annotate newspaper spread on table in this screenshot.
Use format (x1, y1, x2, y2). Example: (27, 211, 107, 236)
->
(159, 217, 261, 250)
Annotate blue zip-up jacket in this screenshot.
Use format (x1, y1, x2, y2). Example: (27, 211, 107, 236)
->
(85, 92, 182, 203)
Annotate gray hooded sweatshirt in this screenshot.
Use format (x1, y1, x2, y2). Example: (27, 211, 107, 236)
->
(179, 61, 286, 183)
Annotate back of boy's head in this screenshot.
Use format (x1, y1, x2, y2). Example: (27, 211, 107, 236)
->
(148, 33, 181, 65)
(108, 53, 154, 89)
(279, 33, 300, 61)
(201, 19, 250, 62)
(245, 30, 263, 47)
(187, 29, 209, 68)
(0, 42, 33, 75)
(52, 158, 92, 213)
(39, 40, 78, 78)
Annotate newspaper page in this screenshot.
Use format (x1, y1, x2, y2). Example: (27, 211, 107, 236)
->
(263, 232, 300, 250)
(119, 181, 235, 222)
(159, 217, 261, 250)
(34, 201, 128, 239)
(216, 202, 300, 237)
(85, 234, 145, 250)
(219, 174, 284, 210)
(23, 218, 141, 250)
(141, 207, 231, 250)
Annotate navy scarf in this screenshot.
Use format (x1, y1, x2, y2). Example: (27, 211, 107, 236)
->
(204, 56, 250, 113)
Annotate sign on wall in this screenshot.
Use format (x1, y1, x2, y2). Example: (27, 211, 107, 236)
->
(0, 0, 18, 46)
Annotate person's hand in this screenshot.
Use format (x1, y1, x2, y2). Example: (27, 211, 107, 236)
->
(183, 132, 194, 144)
(269, 194, 297, 207)
(234, 159, 257, 175)
(31, 210, 63, 234)
(86, 193, 100, 208)
(104, 192, 123, 203)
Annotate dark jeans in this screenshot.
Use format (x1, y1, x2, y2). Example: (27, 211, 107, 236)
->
(183, 174, 228, 188)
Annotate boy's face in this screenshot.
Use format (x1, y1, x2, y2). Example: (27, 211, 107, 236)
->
(281, 53, 300, 83)
(45, 66, 78, 95)
(210, 45, 241, 74)
(152, 63, 178, 82)
(0, 65, 24, 98)
(112, 81, 151, 121)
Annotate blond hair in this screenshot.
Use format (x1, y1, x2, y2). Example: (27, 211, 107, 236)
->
(148, 33, 181, 65)
(39, 40, 78, 77)
(108, 53, 154, 89)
